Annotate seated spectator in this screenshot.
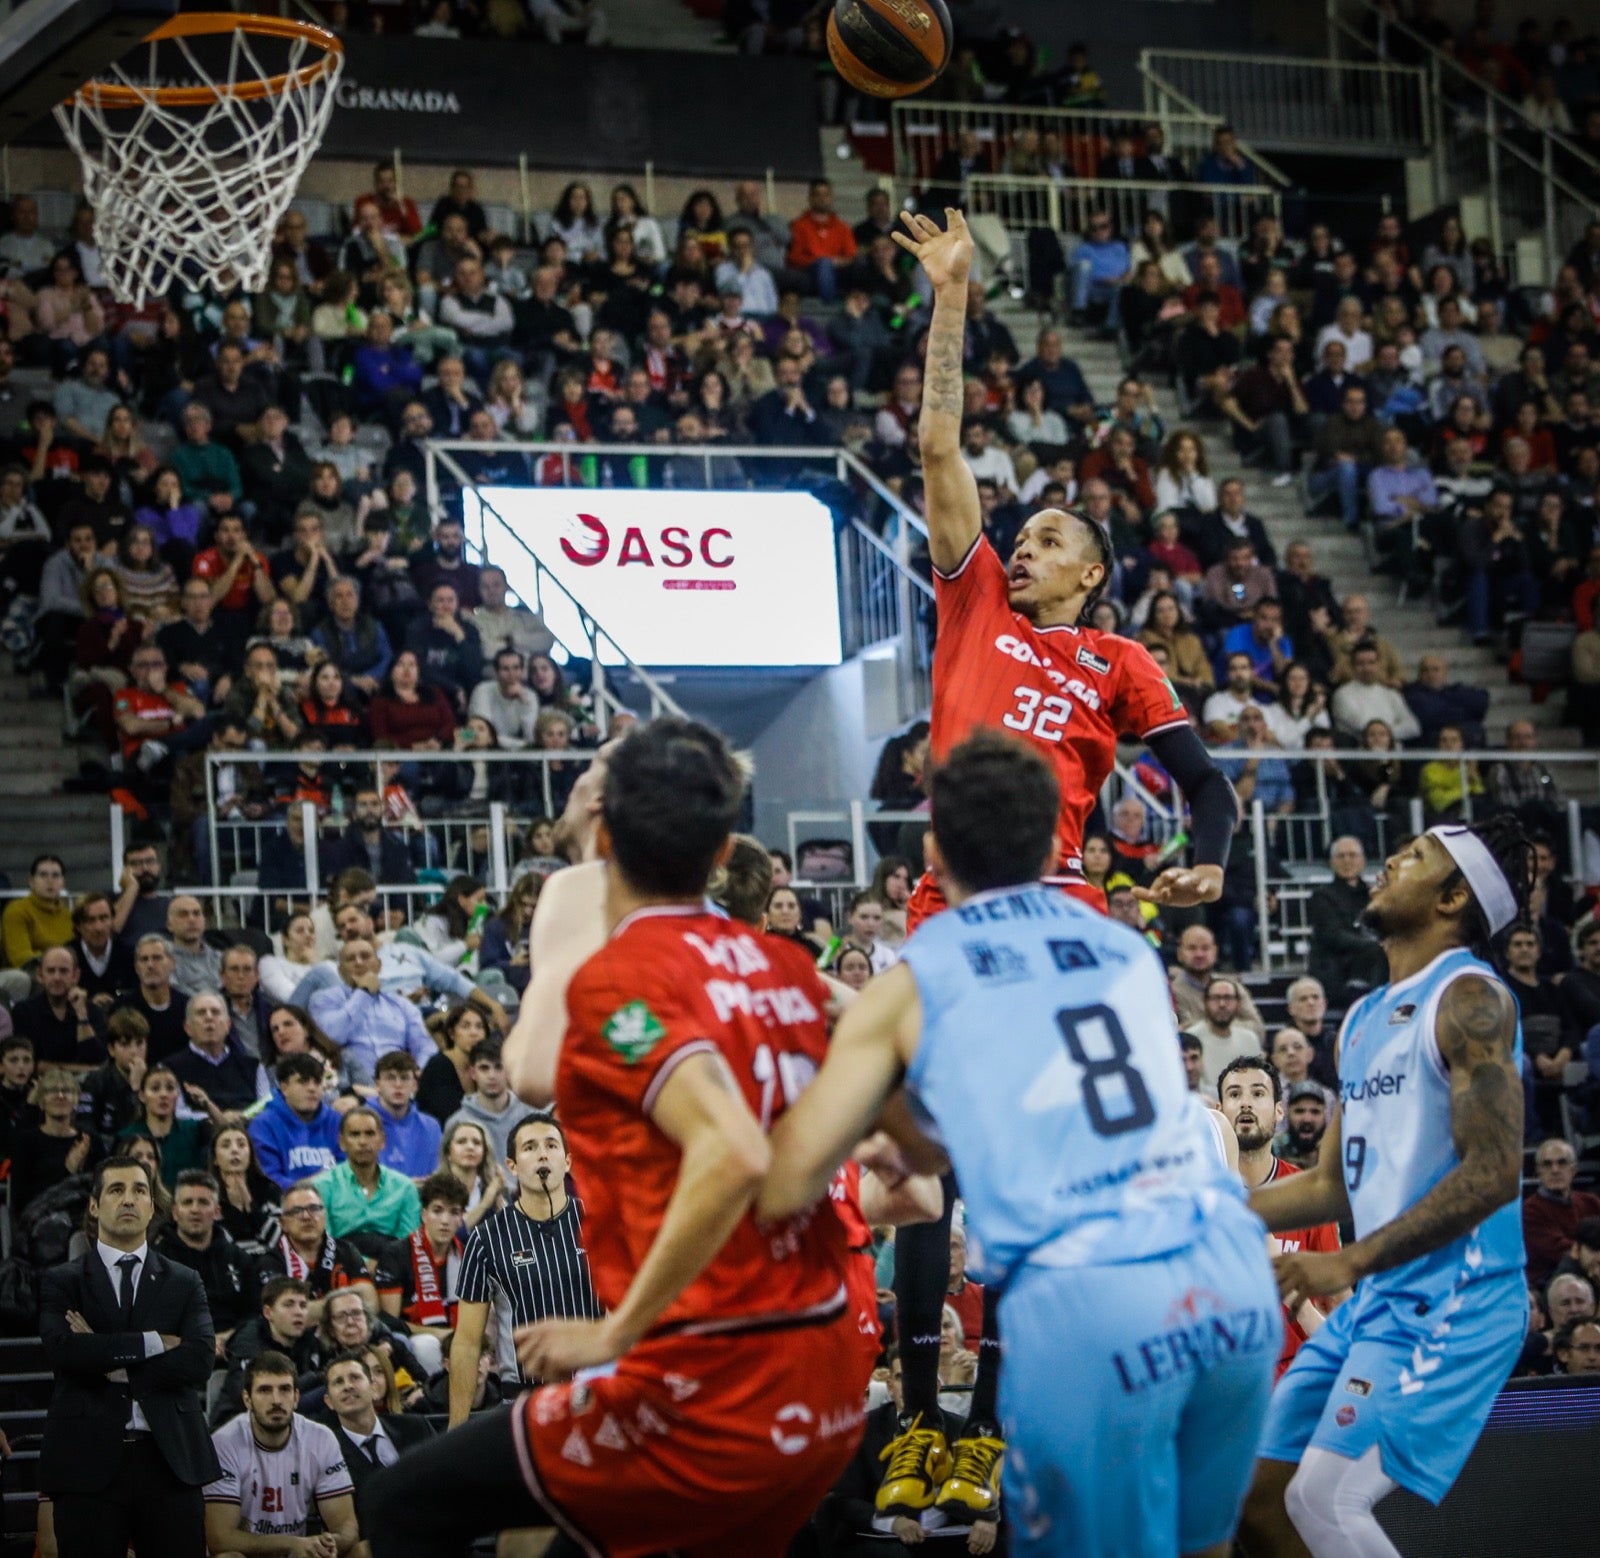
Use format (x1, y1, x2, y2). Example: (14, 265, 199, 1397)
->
(749, 355, 827, 446)
(1403, 652, 1488, 745)
(2, 851, 72, 972)
(1219, 703, 1296, 820)
(420, 354, 483, 444)
(1430, 391, 1491, 473)
(349, 310, 423, 429)
(373, 1051, 441, 1180)
(300, 659, 367, 751)
(313, 1106, 422, 1242)
(438, 259, 517, 386)
(77, 1007, 147, 1153)
(1307, 836, 1387, 1004)
(1174, 292, 1241, 411)
(1427, 352, 1491, 429)
(1183, 976, 1263, 1094)
(405, 583, 483, 713)
(1366, 425, 1440, 593)
(322, 788, 414, 887)
(1220, 334, 1307, 480)
(1197, 123, 1257, 186)
(1199, 539, 1276, 637)
(167, 990, 270, 1115)
(1182, 252, 1246, 333)
(467, 646, 540, 749)
(136, 466, 206, 576)
(12, 944, 105, 1067)
(308, 937, 436, 1087)
(1417, 724, 1485, 820)
(785, 178, 856, 303)
(166, 893, 222, 994)
(1314, 296, 1373, 373)
(1331, 640, 1421, 741)
(443, 1035, 532, 1173)
(221, 640, 304, 753)
(312, 577, 394, 699)
(1070, 210, 1131, 330)
(1307, 382, 1384, 530)
(1019, 328, 1094, 427)
(1327, 594, 1402, 687)
(1202, 652, 1263, 741)
(466, 563, 554, 665)
(31, 520, 98, 689)
(410, 518, 483, 610)
(9, 1066, 94, 1215)
(53, 345, 124, 447)
(192, 340, 272, 449)
(250, 1052, 345, 1190)
(271, 507, 341, 622)
(1152, 429, 1216, 521)
(1460, 487, 1540, 646)
(32, 250, 104, 374)
(1525, 1141, 1600, 1288)
(113, 645, 210, 781)
(1139, 591, 1213, 711)
(155, 1169, 263, 1348)
(193, 512, 276, 649)
(1264, 661, 1330, 749)
(1220, 597, 1293, 695)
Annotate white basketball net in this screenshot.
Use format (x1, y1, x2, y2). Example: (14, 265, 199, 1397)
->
(53, 25, 343, 307)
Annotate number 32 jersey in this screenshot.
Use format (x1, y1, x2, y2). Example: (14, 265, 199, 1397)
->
(900, 884, 1248, 1289)
(932, 539, 1188, 875)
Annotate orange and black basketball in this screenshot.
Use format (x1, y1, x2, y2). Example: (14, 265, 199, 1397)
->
(826, 0, 952, 100)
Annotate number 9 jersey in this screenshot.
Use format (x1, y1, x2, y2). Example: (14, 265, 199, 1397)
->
(898, 883, 1250, 1289)
(932, 539, 1188, 879)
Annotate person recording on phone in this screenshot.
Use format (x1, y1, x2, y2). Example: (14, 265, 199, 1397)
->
(1200, 537, 1276, 637)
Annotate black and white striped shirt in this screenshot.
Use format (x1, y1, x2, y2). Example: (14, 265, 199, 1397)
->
(457, 1198, 601, 1382)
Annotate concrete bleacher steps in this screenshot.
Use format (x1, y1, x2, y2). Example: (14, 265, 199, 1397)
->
(0, 1337, 45, 1550)
(609, 0, 728, 51)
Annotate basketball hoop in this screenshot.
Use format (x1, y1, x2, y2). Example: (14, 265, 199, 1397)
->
(53, 13, 343, 306)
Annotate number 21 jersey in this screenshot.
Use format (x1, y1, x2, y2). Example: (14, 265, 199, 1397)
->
(932, 539, 1187, 875)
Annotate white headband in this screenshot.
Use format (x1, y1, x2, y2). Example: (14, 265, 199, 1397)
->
(1428, 825, 1518, 936)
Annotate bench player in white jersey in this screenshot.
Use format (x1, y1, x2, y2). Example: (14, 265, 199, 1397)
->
(758, 733, 1281, 1557)
(205, 1351, 359, 1556)
(1240, 819, 1533, 1557)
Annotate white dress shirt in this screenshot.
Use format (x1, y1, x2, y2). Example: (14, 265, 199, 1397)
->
(346, 1420, 397, 1467)
(95, 1239, 164, 1431)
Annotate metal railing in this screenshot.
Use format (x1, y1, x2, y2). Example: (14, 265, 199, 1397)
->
(1330, 0, 1599, 280)
(424, 438, 938, 726)
(1139, 47, 1430, 158)
(890, 100, 1237, 188)
(966, 172, 1282, 245)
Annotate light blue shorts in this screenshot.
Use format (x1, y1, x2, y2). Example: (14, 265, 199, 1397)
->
(1259, 1268, 1524, 1503)
(998, 1204, 1280, 1557)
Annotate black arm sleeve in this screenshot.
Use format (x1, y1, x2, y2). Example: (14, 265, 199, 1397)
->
(1147, 723, 1240, 870)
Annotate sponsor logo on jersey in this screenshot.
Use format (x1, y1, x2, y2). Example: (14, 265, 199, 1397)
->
(962, 941, 1030, 983)
(1335, 1404, 1358, 1427)
(1075, 647, 1112, 675)
(1111, 1299, 1279, 1394)
(770, 1402, 814, 1455)
(994, 633, 1070, 689)
(705, 979, 820, 1027)
(1048, 938, 1099, 972)
(601, 1000, 667, 1063)
(1341, 1070, 1407, 1105)
(1346, 1378, 1372, 1396)
(561, 1426, 594, 1466)
(593, 1413, 629, 1452)
(1388, 1003, 1417, 1025)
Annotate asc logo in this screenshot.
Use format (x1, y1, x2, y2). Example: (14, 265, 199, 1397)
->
(559, 512, 734, 578)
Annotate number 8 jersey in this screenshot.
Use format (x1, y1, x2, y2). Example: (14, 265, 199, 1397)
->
(931, 539, 1188, 879)
(899, 884, 1248, 1288)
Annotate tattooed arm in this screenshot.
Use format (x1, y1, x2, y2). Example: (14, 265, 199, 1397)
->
(1275, 973, 1522, 1304)
(892, 209, 980, 575)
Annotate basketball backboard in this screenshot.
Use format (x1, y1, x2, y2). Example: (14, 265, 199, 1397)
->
(0, 0, 175, 143)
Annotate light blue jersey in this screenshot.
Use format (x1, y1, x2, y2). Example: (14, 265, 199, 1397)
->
(1261, 946, 1526, 1503)
(1336, 945, 1525, 1300)
(900, 885, 1280, 1556)
(900, 883, 1248, 1287)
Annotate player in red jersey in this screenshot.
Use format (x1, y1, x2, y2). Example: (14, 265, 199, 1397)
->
(874, 209, 1247, 1523)
(1217, 1057, 1347, 1381)
(365, 721, 876, 1558)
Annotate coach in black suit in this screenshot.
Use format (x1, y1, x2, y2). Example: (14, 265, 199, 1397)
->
(320, 1349, 434, 1515)
(38, 1153, 221, 1557)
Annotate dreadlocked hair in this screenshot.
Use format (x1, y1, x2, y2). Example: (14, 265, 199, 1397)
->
(1069, 509, 1116, 625)
(1441, 813, 1537, 960)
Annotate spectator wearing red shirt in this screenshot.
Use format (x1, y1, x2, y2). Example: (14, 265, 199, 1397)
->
(192, 513, 276, 650)
(1573, 545, 1600, 632)
(1524, 1140, 1600, 1288)
(1182, 252, 1246, 332)
(946, 1220, 985, 1345)
(113, 646, 208, 779)
(352, 162, 422, 241)
(1078, 426, 1157, 516)
(786, 179, 858, 305)
(368, 649, 456, 751)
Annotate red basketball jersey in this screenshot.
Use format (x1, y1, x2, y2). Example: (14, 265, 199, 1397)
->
(1261, 1156, 1343, 1378)
(932, 538, 1189, 875)
(559, 906, 851, 1338)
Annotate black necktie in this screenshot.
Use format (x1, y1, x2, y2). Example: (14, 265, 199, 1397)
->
(117, 1254, 138, 1324)
(360, 1436, 383, 1467)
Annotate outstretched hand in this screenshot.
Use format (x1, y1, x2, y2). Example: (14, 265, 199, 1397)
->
(893, 209, 974, 292)
(1132, 863, 1224, 908)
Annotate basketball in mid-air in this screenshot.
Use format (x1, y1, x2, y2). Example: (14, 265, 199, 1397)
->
(826, 0, 952, 99)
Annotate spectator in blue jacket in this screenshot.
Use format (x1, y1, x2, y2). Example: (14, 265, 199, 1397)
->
(350, 311, 423, 430)
(1070, 212, 1132, 330)
(310, 577, 394, 698)
(1402, 652, 1490, 745)
(249, 1052, 345, 1190)
(372, 1051, 441, 1180)
(1219, 598, 1295, 696)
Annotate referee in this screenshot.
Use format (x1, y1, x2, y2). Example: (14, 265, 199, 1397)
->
(447, 1113, 600, 1425)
